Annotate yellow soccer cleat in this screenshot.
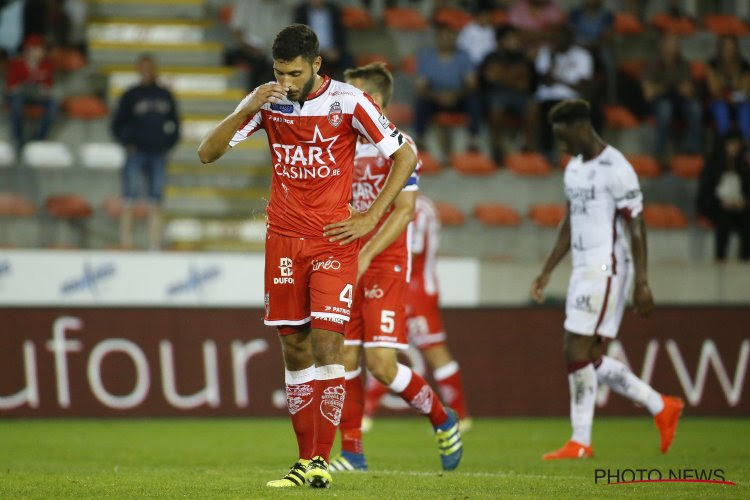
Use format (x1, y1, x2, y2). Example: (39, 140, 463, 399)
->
(306, 456, 333, 488)
(265, 459, 309, 487)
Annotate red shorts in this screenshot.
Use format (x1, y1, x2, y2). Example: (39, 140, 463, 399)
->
(345, 266, 408, 350)
(405, 278, 446, 349)
(264, 230, 357, 335)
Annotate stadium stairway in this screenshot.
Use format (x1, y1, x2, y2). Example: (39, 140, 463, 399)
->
(85, 0, 271, 250)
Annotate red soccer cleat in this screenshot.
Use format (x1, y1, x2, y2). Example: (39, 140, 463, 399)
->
(654, 395, 684, 453)
(542, 440, 593, 460)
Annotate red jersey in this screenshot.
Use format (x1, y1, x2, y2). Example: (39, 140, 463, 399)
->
(229, 76, 405, 238)
(7, 57, 54, 90)
(352, 133, 420, 272)
(410, 195, 440, 296)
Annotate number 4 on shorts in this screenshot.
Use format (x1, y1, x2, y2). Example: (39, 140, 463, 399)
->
(339, 284, 353, 308)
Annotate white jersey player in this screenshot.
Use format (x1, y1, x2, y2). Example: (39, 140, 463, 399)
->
(530, 99, 683, 460)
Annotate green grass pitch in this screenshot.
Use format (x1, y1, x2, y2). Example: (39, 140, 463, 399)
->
(1, 417, 748, 498)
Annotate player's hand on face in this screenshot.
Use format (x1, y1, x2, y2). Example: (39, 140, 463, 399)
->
(633, 282, 654, 317)
(530, 273, 550, 304)
(323, 205, 378, 245)
(244, 82, 288, 113)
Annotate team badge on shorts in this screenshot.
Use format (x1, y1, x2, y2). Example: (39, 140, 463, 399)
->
(328, 101, 343, 128)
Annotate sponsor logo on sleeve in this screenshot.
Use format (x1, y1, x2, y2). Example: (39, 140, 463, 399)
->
(378, 114, 390, 129)
(270, 103, 294, 113)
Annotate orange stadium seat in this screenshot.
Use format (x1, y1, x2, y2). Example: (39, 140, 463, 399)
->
(384, 8, 429, 30)
(627, 154, 661, 178)
(0, 192, 36, 216)
(650, 13, 696, 35)
(342, 6, 375, 30)
(603, 105, 639, 129)
(643, 204, 689, 229)
(670, 154, 704, 178)
(103, 196, 149, 220)
(492, 10, 509, 26)
(473, 203, 522, 227)
(690, 60, 708, 82)
(418, 151, 442, 175)
(49, 47, 86, 72)
(434, 201, 466, 226)
(704, 14, 749, 36)
(450, 151, 497, 175)
(618, 59, 644, 80)
(558, 153, 572, 169)
(218, 4, 234, 24)
(434, 7, 473, 30)
(386, 102, 414, 126)
(64, 95, 108, 119)
(529, 204, 566, 227)
(401, 54, 417, 75)
(45, 194, 93, 219)
(434, 112, 468, 127)
(355, 53, 391, 69)
(614, 12, 644, 35)
(504, 152, 552, 176)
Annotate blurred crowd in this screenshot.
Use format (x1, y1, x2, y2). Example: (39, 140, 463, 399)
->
(1, 0, 749, 259)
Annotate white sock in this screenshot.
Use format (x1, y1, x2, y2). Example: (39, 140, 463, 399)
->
(595, 356, 664, 415)
(569, 363, 597, 447)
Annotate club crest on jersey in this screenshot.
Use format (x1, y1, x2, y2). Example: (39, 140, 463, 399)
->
(328, 101, 343, 128)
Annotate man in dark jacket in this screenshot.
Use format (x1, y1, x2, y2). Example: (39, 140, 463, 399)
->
(111, 53, 180, 250)
(293, 0, 351, 79)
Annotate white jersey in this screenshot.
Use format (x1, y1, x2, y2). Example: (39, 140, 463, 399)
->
(410, 195, 440, 295)
(564, 145, 643, 274)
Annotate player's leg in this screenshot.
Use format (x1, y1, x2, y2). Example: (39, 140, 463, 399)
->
(361, 374, 388, 431)
(304, 245, 357, 488)
(590, 271, 683, 453)
(330, 295, 368, 472)
(264, 233, 315, 488)
(421, 344, 471, 430)
(365, 346, 462, 470)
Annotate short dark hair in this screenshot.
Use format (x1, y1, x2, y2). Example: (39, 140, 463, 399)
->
(344, 62, 394, 107)
(272, 24, 320, 62)
(548, 99, 591, 125)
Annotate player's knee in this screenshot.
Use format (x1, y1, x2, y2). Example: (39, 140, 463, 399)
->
(365, 353, 398, 385)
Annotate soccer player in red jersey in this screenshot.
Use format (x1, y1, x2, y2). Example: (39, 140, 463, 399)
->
(327, 64, 462, 473)
(198, 25, 417, 488)
(360, 194, 471, 432)
(530, 99, 683, 460)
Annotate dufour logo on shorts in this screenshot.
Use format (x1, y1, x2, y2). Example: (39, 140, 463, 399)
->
(274, 258, 294, 285)
(364, 284, 384, 299)
(311, 258, 341, 271)
(320, 384, 345, 425)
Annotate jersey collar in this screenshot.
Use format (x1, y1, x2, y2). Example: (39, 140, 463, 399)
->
(306, 75, 331, 101)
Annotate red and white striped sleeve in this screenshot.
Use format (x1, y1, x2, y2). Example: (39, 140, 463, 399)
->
(351, 91, 404, 158)
(229, 91, 264, 148)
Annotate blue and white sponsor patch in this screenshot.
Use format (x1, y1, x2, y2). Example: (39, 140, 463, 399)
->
(271, 103, 294, 113)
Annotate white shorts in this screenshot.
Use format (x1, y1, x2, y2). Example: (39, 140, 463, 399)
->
(564, 265, 633, 338)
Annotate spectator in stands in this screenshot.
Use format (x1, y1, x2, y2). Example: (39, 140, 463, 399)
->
(6, 34, 57, 148)
(508, 0, 566, 48)
(568, 0, 615, 102)
(480, 26, 536, 162)
(642, 32, 702, 161)
(226, 0, 291, 90)
(457, 5, 496, 67)
(415, 23, 481, 155)
(708, 35, 750, 144)
(530, 25, 593, 159)
(294, 0, 352, 80)
(111, 54, 180, 250)
(697, 130, 750, 261)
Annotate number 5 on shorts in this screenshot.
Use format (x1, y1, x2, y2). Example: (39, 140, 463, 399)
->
(381, 310, 395, 333)
(339, 284, 353, 308)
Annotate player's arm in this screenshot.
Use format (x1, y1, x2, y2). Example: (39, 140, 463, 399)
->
(197, 82, 287, 164)
(530, 205, 571, 303)
(357, 190, 417, 280)
(325, 142, 418, 245)
(626, 213, 654, 316)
